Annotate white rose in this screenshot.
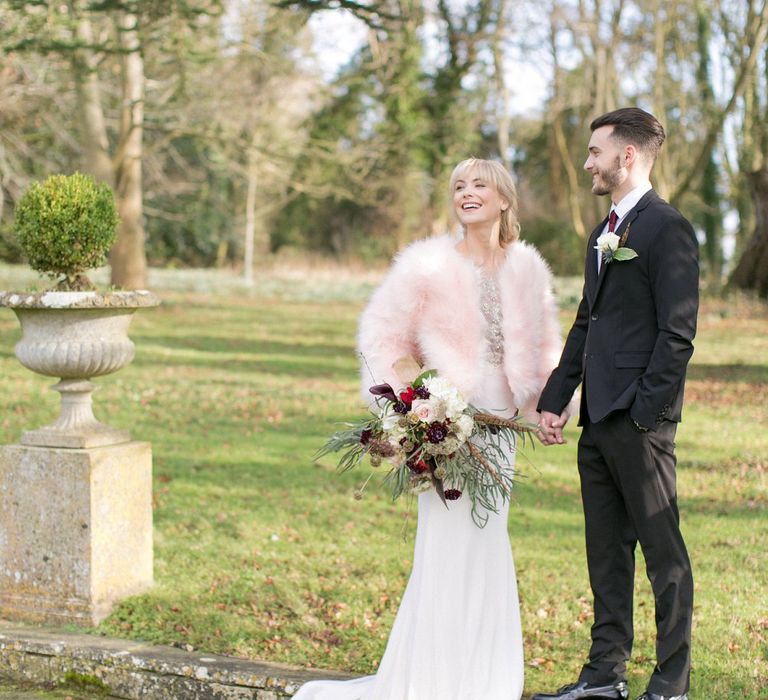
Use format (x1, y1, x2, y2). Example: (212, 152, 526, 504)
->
(423, 376, 452, 400)
(444, 396, 467, 419)
(595, 232, 620, 254)
(411, 398, 446, 423)
(423, 377, 467, 419)
(455, 414, 474, 439)
(411, 400, 435, 422)
(382, 412, 400, 431)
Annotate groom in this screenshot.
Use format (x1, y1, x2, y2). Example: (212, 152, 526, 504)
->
(534, 108, 698, 700)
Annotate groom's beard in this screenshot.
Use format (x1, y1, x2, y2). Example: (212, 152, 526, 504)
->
(590, 156, 624, 196)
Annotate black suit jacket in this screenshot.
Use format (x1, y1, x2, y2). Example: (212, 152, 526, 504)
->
(538, 190, 699, 428)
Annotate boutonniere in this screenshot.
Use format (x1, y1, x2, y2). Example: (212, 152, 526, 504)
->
(595, 223, 638, 263)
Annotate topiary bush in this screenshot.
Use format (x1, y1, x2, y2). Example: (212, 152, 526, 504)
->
(14, 172, 118, 290)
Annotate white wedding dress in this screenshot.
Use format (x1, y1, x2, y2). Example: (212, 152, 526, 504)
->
(294, 273, 524, 700)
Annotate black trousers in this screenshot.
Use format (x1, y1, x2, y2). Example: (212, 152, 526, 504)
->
(576, 410, 693, 695)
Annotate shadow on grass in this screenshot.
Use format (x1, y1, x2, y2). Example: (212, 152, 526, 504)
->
(682, 494, 767, 518)
(138, 334, 352, 357)
(132, 338, 355, 378)
(143, 297, 360, 330)
(687, 363, 768, 383)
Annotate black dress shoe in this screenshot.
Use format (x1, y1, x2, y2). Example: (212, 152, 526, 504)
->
(531, 680, 629, 700)
(636, 693, 688, 700)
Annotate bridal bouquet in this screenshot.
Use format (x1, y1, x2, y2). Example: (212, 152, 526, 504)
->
(317, 359, 535, 527)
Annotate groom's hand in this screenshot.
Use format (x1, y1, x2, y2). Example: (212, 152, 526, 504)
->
(537, 409, 570, 445)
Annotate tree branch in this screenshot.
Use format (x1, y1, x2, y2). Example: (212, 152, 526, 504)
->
(670, 0, 768, 205)
(272, 0, 398, 28)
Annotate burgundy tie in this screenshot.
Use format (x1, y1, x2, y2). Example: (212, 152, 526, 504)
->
(597, 210, 619, 275)
(608, 210, 618, 233)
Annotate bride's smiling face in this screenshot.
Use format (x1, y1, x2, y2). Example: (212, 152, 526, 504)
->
(452, 168, 508, 229)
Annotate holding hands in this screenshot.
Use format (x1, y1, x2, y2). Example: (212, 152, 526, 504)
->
(537, 409, 570, 446)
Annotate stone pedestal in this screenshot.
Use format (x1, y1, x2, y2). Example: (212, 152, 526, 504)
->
(0, 442, 153, 625)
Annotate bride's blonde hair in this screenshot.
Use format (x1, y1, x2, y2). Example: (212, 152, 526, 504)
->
(449, 158, 521, 247)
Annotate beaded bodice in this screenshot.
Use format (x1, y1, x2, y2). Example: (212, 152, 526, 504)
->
(477, 270, 504, 367)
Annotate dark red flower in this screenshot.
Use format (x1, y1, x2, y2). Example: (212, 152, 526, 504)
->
(444, 489, 462, 500)
(393, 400, 409, 414)
(359, 428, 372, 445)
(398, 386, 417, 407)
(425, 421, 448, 444)
(407, 456, 430, 474)
(369, 383, 397, 403)
(414, 386, 430, 399)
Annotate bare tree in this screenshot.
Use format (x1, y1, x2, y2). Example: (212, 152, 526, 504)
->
(109, 9, 146, 288)
(543, 0, 627, 238)
(670, 0, 768, 205)
(730, 1, 768, 296)
(4, 0, 149, 287)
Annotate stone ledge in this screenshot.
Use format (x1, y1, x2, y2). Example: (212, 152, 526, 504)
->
(0, 623, 356, 699)
(0, 290, 160, 310)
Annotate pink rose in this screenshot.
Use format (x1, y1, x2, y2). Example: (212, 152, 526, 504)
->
(411, 399, 435, 422)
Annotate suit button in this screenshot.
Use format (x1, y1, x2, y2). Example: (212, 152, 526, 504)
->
(591, 313, 599, 321)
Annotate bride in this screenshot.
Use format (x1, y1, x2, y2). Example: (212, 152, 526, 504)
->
(294, 158, 563, 700)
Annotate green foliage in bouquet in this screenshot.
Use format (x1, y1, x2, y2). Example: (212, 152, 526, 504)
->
(14, 172, 119, 290)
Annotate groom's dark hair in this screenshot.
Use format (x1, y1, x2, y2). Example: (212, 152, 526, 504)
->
(590, 108, 666, 160)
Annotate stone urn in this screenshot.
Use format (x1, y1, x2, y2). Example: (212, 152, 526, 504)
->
(0, 289, 159, 449)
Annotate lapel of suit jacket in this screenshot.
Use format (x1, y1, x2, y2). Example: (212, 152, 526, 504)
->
(586, 216, 609, 307)
(591, 189, 659, 305)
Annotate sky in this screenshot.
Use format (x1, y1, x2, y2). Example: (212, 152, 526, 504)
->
(308, 10, 549, 116)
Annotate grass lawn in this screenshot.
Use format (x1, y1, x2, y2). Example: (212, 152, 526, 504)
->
(0, 264, 765, 699)
(0, 679, 111, 699)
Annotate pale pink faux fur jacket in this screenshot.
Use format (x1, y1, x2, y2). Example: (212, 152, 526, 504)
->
(357, 234, 563, 421)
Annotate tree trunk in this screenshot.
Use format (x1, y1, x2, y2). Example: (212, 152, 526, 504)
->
(70, 14, 113, 185)
(492, 0, 511, 171)
(547, 10, 565, 214)
(110, 11, 147, 290)
(735, 65, 759, 259)
(243, 158, 258, 287)
(651, 0, 670, 198)
(731, 168, 768, 298)
(696, 2, 722, 281)
(553, 112, 587, 239)
(548, 10, 586, 237)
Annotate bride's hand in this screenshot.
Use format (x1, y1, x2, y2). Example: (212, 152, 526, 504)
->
(536, 409, 569, 445)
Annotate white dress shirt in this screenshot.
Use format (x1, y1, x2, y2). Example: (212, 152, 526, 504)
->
(596, 181, 653, 274)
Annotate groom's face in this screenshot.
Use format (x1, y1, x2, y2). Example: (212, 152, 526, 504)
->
(584, 126, 626, 196)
